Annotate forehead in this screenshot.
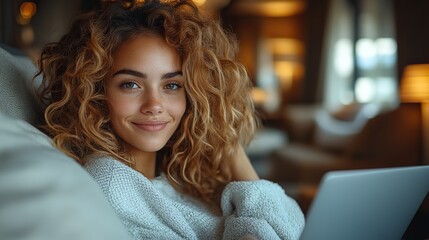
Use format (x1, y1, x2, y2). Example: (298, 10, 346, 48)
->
(112, 35, 181, 71)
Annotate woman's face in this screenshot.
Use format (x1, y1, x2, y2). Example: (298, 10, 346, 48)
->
(106, 35, 186, 160)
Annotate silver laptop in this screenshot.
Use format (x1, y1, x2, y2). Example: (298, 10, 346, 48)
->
(299, 165, 429, 240)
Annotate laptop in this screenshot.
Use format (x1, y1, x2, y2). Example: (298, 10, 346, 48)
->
(299, 165, 429, 240)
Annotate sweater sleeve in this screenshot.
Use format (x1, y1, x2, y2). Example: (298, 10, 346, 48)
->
(221, 180, 305, 240)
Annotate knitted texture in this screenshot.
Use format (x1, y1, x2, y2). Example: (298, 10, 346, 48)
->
(0, 46, 42, 125)
(84, 156, 305, 239)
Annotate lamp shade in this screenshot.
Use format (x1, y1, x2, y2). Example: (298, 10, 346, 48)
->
(400, 64, 429, 103)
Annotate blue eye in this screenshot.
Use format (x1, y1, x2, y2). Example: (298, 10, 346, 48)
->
(120, 82, 139, 89)
(165, 82, 183, 90)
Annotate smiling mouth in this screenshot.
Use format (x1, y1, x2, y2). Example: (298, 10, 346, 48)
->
(133, 121, 169, 132)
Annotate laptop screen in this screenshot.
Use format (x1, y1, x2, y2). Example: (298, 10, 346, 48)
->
(299, 165, 429, 240)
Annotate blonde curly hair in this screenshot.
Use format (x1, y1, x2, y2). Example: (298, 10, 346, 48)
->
(37, 0, 257, 205)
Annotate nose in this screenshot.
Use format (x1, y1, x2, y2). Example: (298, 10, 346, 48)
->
(141, 90, 164, 115)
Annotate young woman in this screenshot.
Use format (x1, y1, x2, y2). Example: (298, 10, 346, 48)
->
(37, 0, 305, 239)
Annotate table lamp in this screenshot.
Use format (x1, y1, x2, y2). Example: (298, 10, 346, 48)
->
(400, 64, 429, 164)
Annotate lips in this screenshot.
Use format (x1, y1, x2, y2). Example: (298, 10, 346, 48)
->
(132, 121, 169, 132)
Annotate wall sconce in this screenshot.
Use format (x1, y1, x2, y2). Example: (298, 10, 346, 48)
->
(400, 64, 429, 164)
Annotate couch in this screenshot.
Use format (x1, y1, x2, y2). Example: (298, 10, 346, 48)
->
(0, 45, 131, 240)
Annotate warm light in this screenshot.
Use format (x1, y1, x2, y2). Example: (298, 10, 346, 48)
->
(400, 64, 429, 103)
(16, 15, 30, 25)
(274, 61, 303, 91)
(251, 87, 268, 106)
(20, 2, 37, 19)
(259, 1, 305, 17)
(401, 64, 429, 165)
(17, 2, 37, 25)
(275, 61, 294, 88)
(233, 0, 306, 17)
(269, 38, 304, 56)
(134, 0, 208, 6)
(21, 25, 35, 45)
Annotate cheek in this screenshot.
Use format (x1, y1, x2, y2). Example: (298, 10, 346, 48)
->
(173, 95, 187, 120)
(107, 96, 136, 120)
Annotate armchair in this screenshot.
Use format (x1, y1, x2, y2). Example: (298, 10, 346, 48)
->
(268, 102, 421, 184)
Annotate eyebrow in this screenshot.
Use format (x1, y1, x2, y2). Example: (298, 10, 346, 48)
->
(113, 69, 183, 79)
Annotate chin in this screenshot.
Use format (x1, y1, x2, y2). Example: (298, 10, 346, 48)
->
(140, 143, 169, 152)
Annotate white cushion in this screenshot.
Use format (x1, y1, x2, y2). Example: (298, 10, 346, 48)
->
(0, 46, 42, 125)
(0, 58, 131, 240)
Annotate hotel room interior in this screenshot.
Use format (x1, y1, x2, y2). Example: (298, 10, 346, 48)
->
(1, 0, 428, 238)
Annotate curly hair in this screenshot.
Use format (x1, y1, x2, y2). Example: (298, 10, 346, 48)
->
(37, 0, 257, 205)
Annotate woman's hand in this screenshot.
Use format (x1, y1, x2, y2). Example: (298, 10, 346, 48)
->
(230, 145, 260, 181)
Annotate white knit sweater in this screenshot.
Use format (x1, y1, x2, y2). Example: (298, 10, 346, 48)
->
(84, 156, 305, 240)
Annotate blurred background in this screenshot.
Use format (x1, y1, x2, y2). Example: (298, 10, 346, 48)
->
(1, 0, 428, 238)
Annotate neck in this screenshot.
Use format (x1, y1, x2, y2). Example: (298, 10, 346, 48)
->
(132, 151, 157, 179)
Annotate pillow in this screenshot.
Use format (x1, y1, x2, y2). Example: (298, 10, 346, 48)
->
(0, 112, 131, 240)
(313, 103, 380, 152)
(329, 103, 362, 121)
(0, 45, 42, 125)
